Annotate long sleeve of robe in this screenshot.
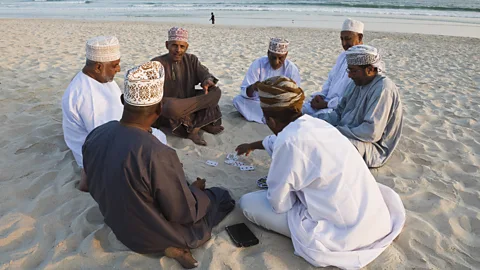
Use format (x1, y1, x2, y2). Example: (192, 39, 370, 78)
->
(233, 56, 301, 123)
(83, 121, 232, 254)
(264, 115, 406, 269)
(303, 52, 351, 116)
(318, 75, 403, 167)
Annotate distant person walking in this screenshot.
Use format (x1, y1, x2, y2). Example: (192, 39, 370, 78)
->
(209, 12, 215, 24)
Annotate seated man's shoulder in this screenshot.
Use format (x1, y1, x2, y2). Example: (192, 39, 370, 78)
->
(377, 76, 399, 94)
(151, 54, 169, 63)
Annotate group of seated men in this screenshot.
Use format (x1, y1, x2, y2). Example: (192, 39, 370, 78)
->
(61, 18, 406, 269)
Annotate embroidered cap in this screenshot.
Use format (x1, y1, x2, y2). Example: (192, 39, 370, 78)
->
(268, 38, 289, 55)
(168, 27, 188, 42)
(123, 61, 165, 107)
(86, 36, 121, 62)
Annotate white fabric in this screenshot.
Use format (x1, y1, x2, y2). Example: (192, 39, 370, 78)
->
(248, 115, 406, 269)
(233, 56, 301, 123)
(262, 134, 277, 157)
(86, 36, 120, 63)
(239, 190, 291, 238)
(303, 52, 351, 117)
(62, 72, 167, 168)
(342, 18, 364, 34)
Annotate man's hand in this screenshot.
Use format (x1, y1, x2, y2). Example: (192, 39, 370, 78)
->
(310, 95, 328, 110)
(235, 143, 254, 156)
(192, 177, 206, 190)
(246, 83, 258, 97)
(201, 78, 215, 94)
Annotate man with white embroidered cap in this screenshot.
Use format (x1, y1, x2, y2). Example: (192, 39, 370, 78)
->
(62, 36, 123, 171)
(83, 61, 235, 269)
(318, 44, 403, 168)
(151, 27, 223, 146)
(303, 18, 364, 116)
(235, 76, 406, 269)
(62, 36, 167, 192)
(233, 37, 301, 124)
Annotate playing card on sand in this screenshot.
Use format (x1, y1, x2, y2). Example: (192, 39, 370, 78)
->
(206, 160, 218, 167)
(233, 161, 245, 167)
(226, 153, 239, 161)
(240, 165, 255, 171)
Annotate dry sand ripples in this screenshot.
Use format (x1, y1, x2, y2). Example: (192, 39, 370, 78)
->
(0, 19, 479, 269)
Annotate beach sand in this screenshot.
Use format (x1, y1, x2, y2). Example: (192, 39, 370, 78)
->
(0, 19, 479, 269)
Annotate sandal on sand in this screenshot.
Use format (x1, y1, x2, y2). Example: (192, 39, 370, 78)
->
(257, 176, 268, 189)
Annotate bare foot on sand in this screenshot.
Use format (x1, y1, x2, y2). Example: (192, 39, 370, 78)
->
(77, 169, 89, 192)
(188, 128, 207, 146)
(202, 124, 224, 134)
(165, 247, 198, 269)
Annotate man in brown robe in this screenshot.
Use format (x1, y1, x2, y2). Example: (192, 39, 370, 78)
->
(151, 26, 224, 146)
(82, 62, 235, 268)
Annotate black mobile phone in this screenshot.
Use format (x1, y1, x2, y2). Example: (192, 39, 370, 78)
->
(225, 223, 259, 247)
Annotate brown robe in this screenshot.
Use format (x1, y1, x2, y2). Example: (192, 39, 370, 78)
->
(83, 121, 235, 253)
(151, 53, 222, 136)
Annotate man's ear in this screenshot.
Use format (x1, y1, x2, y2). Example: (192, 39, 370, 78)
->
(358, 33, 364, 43)
(95, 62, 103, 74)
(284, 52, 288, 58)
(120, 94, 125, 105)
(266, 116, 276, 129)
(366, 65, 376, 76)
(165, 41, 169, 50)
(155, 101, 163, 116)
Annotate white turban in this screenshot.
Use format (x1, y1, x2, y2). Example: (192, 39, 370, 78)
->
(268, 38, 289, 54)
(86, 36, 120, 63)
(123, 61, 165, 107)
(346, 45, 385, 73)
(342, 18, 364, 34)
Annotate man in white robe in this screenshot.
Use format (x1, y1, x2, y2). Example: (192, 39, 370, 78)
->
(235, 76, 406, 269)
(233, 38, 301, 123)
(303, 18, 364, 116)
(62, 36, 167, 170)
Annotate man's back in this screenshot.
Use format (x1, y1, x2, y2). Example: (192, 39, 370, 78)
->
(268, 115, 392, 251)
(83, 121, 213, 253)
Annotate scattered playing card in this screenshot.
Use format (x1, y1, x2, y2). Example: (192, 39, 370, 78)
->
(233, 161, 245, 167)
(226, 153, 239, 161)
(240, 165, 255, 171)
(224, 160, 235, 165)
(206, 160, 218, 167)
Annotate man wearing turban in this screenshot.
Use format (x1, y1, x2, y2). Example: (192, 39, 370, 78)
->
(318, 44, 403, 168)
(151, 27, 223, 146)
(233, 37, 301, 124)
(303, 18, 365, 116)
(235, 76, 405, 269)
(82, 62, 235, 269)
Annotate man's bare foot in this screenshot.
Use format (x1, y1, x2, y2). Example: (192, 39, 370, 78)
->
(77, 169, 89, 192)
(202, 124, 224, 135)
(188, 132, 207, 146)
(165, 247, 198, 269)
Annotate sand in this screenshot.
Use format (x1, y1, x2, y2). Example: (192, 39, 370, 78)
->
(0, 19, 479, 269)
